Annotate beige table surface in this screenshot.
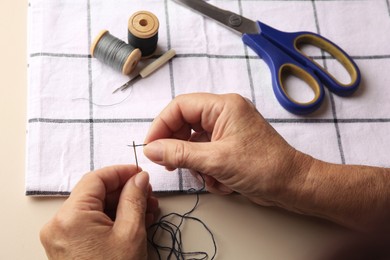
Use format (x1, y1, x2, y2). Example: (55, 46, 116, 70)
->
(0, 1, 345, 259)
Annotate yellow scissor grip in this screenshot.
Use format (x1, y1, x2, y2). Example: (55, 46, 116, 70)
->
(279, 64, 322, 105)
(294, 34, 358, 87)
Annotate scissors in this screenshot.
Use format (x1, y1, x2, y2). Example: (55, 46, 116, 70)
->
(172, 0, 361, 114)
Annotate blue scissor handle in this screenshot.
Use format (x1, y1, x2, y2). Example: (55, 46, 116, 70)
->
(242, 21, 361, 114)
(243, 27, 325, 114)
(252, 21, 361, 96)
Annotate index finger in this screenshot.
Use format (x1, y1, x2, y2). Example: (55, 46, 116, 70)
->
(68, 165, 141, 211)
(144, 93, 226, 143)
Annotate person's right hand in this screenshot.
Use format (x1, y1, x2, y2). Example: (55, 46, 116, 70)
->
(143, 93, 311, 207)
(40, 166, 159, 260)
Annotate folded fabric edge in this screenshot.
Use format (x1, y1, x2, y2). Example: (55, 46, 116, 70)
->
(25, 189, 208, 197)
(25, 191, 70, 197)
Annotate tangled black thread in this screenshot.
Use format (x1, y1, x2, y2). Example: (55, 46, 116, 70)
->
(148, 175, 217, 260)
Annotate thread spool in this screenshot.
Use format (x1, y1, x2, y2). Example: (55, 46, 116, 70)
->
(128, 11, 159, 58)
(90, 30, 141, 75)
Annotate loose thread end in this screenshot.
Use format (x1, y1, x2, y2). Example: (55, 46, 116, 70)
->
(127, 143, 147, 147)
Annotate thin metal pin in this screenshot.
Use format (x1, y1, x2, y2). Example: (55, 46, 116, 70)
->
(132, 141, 139, 171)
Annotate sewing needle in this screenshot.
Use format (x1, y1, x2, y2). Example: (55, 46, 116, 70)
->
(127, 143, 147, 172)
(132, 141, 139, 171)
(113, 49, 176, 94)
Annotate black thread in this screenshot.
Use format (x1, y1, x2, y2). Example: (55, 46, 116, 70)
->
(133, 143, 148, 147)
(128, 32, 158, 57)
(128, 143, 217, 259)
(148, 174, 217, 260)
(128, 11, 159, 57)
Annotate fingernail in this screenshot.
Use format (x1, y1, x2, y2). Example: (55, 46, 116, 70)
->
(135, 171, 149, 194)
(144, 141, 163, 162)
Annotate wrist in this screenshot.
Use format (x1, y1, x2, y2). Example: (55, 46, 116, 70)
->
(287, 159, 390, 230)
(272, 149, 318, 212)
(246, 147, 316, 210)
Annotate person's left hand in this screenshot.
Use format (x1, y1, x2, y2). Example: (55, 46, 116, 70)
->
(40, 165, 159, 260)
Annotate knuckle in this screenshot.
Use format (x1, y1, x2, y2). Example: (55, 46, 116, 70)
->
(174, 93, 187, 100)
(225, 93, 244, 103)
(228, 93, 253, 110)
(39, 215, 72, 246)
(39, 223, 52, 245)
(172, 142, 190, 168)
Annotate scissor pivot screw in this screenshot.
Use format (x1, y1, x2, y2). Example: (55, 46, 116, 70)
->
(228, 14, 242, 27)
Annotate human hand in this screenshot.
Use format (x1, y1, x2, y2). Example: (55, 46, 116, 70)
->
(143, 93, 311, 207)
(40, 165, 159, 260)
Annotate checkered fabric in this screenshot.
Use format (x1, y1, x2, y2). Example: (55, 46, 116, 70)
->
(26, 0, 390, 195)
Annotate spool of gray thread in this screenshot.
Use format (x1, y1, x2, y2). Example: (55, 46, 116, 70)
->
(90, 30, 141, 75)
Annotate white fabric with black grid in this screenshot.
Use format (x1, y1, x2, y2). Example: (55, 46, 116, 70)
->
(26, 0, 390, 195)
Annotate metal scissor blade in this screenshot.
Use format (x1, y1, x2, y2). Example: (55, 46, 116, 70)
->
(172, 0, 259, 35)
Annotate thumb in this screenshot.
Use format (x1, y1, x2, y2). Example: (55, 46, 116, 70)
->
(143, 139, 219, 174)
(114, 171, 149, 235)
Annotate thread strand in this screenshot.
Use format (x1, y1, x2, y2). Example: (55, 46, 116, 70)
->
(148, 175, 217, 260)
(129, 143, 217, 259)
